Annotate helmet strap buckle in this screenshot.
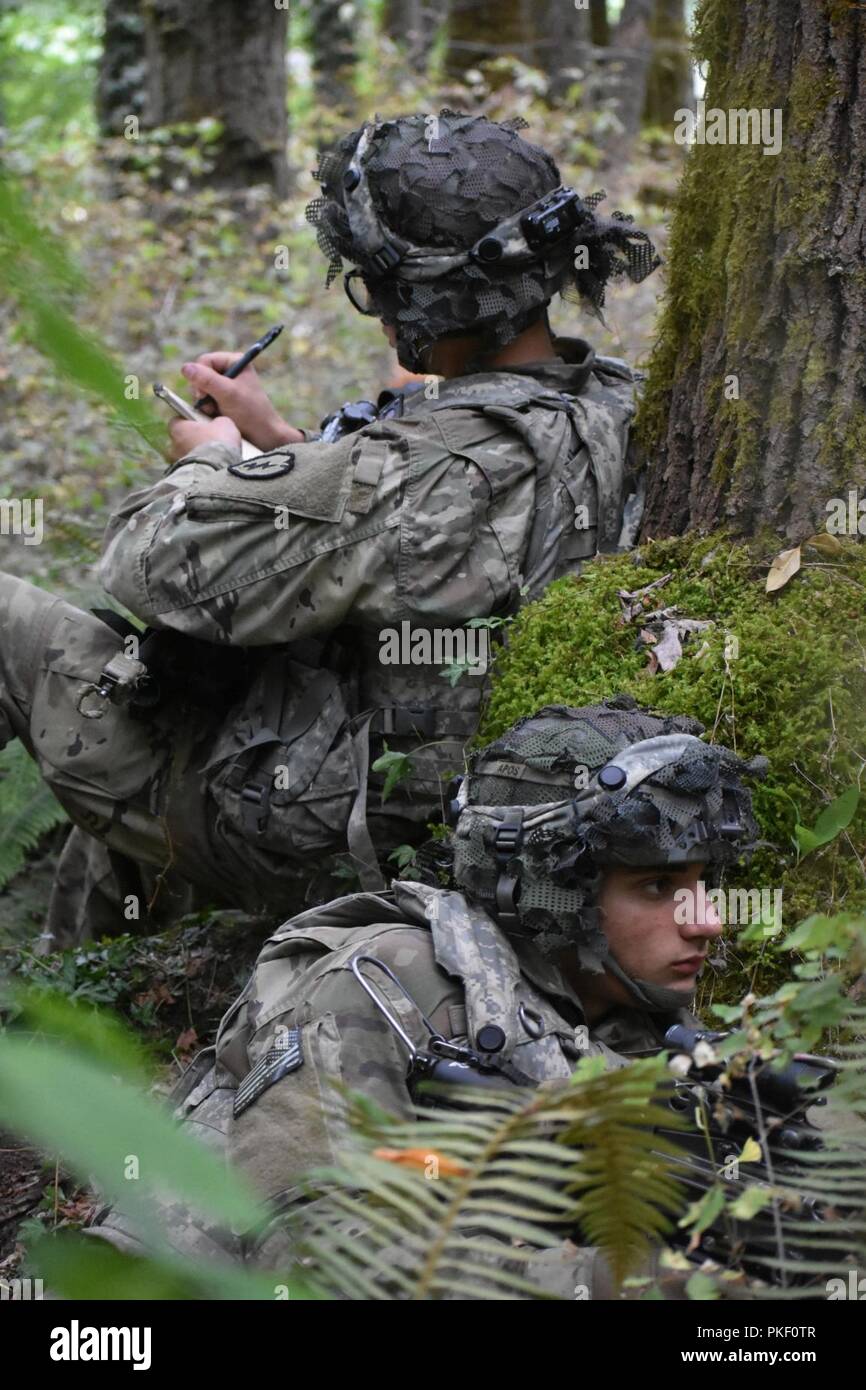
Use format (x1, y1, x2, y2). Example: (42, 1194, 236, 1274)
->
(493, 808, 524, 929)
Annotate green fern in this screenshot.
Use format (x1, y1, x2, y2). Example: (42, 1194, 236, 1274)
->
(0, 741, 68, 889)
(285, 912, 866, 1301)
(291, 1056, 690, 1300)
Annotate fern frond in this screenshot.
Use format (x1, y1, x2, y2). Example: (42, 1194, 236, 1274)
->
(0, 741, 68, 888)
(295, 1055, 687, 1300)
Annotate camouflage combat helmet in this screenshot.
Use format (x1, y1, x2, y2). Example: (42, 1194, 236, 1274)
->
(305, 110, 660, 373)
(452, 696, 767, 1012)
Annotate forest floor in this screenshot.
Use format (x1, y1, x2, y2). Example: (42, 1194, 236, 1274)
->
(0, 88, 684, 1278)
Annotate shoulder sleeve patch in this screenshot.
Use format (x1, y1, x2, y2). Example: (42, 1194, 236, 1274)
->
(184, 440, 355, 523)
(233, 1027, 304, 1118)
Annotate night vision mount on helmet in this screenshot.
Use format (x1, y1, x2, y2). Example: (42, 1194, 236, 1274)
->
(306, 110, 661, 372)
(451, 697, 768, 1011)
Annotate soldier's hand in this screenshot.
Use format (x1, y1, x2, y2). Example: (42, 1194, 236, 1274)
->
(167, 414, 242, 463)
(181, 353, 303, 451)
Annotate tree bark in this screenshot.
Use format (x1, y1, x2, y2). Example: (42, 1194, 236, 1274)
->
(443, 0, 538, 80)
(590, 0, 610, 49)
(309, 0, 357, 116)
(97, 0, 147, 136)
(382, 0, 439, 72)
(608, 0, 654, 142)
(639, 0, 866, 541)
(643, 0, 691, 126)
(141, 0, 289, 196)
(536, 0, 592, 99)
(444, 0, 590, 93)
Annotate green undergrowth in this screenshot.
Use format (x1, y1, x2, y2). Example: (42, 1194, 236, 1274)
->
(480, 532, 866, 1005)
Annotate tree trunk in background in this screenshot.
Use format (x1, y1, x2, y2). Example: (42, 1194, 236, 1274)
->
(141, 0, 289, 195)
(643, 0, 692, 126)
(590, 0, 611, 49)
(639, 0, 866, 541)
(443, 0, 538, 81)
(609, 0, 654, 143)
(381, 0, 439, 72)
(536, 0, 592, 100)
(97, 0, 147, 136)
(309, 0, 357, 116)
(444, 0, 590, 95)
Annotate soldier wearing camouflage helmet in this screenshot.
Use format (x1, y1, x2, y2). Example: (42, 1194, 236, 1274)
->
(0, 111, 658, 949)
(87, 697, 766, 1295)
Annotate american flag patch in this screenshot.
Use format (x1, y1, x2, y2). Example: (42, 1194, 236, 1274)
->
(233, 1028, 303, 1118)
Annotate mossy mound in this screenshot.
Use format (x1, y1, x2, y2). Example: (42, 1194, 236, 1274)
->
(480, 532, 866, 999)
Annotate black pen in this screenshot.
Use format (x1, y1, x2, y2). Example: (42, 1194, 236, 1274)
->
(193, 324, 284, 412)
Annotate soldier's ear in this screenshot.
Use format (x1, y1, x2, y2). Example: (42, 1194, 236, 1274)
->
(447, 775, 464, 825)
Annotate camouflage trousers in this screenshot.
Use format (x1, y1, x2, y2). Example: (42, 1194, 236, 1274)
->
(0, 573, 356, 950)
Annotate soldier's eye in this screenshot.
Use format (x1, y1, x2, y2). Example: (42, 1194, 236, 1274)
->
(639, 876, 672, 897)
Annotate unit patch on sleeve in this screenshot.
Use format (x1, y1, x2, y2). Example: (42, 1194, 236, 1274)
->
(233, 1027, 304, 1117)
(227, 452, 295, 480)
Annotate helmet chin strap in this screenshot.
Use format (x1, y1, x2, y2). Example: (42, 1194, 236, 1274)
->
(601, 951, 696, 1014)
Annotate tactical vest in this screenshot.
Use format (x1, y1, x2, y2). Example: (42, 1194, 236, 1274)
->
(212, 881, 676, 1095)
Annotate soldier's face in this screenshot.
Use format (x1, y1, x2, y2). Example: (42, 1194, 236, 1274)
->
(592, 861, 723, 1006)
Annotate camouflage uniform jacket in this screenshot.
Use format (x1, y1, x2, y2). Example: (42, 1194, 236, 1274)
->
(89, 880, 695, 1290)
(97, 338, 640, 891)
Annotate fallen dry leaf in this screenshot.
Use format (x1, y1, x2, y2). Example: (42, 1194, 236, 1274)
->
(617, 572, 674, 624)
(175, 1027, 198, 1052)
(373, 1147, 469, 1178)
(765, 545, 801, 593)
(804, 532, 843, 557)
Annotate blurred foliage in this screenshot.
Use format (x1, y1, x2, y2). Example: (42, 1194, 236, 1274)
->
(0, 0, 102, 153)
(0, 985, 312, 1298)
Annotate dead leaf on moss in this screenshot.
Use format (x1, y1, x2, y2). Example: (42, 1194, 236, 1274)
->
(617, 572, 673, 624)
(640, 612, 714, 673)
(804, 532, 843, 557)
(765, 546, 801, 593)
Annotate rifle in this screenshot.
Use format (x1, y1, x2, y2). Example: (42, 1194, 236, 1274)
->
(656, 1024, 841, 1286)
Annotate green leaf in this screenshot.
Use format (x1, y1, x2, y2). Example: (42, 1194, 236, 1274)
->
(0, 1033, 264, 1249)
(795, 786, 860, 858)
(729, 1187, 773, 1220)
(686, 1271, 721, 1300)
(678, 1183, 725, 1234)
(28, 1228, 307, 1302)
(371, 743, 414, 802)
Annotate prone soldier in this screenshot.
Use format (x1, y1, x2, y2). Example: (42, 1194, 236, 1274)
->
(88, 697, 773, 1296)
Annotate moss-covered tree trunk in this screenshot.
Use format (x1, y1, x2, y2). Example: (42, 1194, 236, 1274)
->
(141, 0, 289, 195)
(97, 0, 147, 136)
(643, 0, 691, 127)
(639, 0, 866, 540)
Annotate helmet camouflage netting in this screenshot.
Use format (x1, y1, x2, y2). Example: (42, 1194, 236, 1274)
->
(451, 696, 767, 1004)
(305, 110, 660, 372)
